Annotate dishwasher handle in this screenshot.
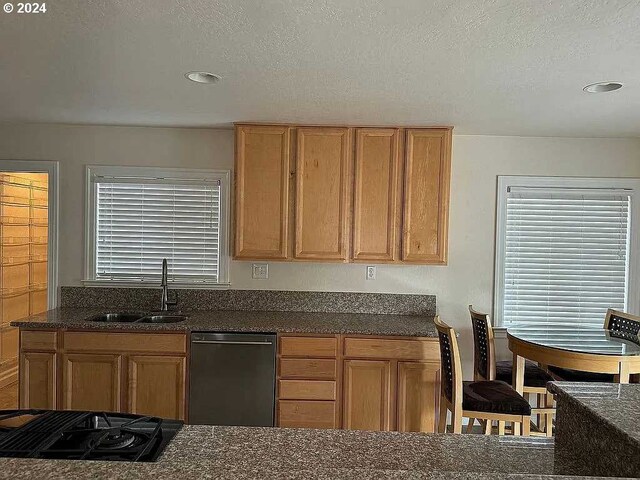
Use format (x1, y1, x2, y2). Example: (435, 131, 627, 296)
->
(192, 340, 273, 346)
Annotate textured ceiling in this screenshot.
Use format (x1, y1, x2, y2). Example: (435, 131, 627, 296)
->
(1, 0, 639, 136)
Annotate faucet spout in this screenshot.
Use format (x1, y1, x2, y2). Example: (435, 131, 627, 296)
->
(160, 258, 173, 311)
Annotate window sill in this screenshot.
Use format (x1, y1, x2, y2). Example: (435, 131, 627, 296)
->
(493, 327, 508, 339)
(81, 280, 231, 290)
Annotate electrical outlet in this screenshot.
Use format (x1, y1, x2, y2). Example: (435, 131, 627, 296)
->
(252, 263, 269, 279)
(366, 266, 376, 280)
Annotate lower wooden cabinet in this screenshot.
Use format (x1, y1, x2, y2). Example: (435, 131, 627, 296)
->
(127, 355, 186, 420)
(19, 351, 56, 409)
(278, 400, 338, 429)
(397, 361, 440, 432)
(343, 360, 392, 431)
(62, 353, 122, 412)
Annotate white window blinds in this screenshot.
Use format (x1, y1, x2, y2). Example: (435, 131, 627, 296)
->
(92, 172, 224, 285)
(502, 187, 630, 328)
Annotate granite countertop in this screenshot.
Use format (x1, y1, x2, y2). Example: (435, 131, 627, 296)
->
(0, 425, 557, 480)
(11, 308, 438, 337)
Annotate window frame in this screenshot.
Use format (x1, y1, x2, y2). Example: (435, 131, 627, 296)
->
(83, 165, 231, 288)
(494, 175, 640, 328)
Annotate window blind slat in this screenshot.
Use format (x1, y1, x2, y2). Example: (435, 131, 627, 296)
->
(503, 190, 630, 328)
(96, 181, 220, 283)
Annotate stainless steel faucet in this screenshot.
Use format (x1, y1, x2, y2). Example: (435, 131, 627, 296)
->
(160, 258, 177, 311)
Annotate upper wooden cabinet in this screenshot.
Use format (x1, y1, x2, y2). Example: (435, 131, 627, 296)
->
(352, 128, 401, 262)
(295, 127, 351, 261)
(234, 125, 291, 259)
(233, 123, 452, 264)
(402, 128, 451, 264)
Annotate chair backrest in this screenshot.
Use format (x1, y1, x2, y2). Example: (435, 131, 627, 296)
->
(469, 305, 496, 381)
(434, 316, 463, 407)
(604, 309, 640, 343)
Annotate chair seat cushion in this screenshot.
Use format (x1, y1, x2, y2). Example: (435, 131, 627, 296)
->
(462, 380, 532, 416)
(496, 360, 554, 388)
(547, 366, 615, 383)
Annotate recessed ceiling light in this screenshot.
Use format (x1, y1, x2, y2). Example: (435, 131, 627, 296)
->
(185, 72, 221, 84)
(583, 82, 623, 93)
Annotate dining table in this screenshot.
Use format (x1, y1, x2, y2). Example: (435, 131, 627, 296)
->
(507, 323, 640, 435)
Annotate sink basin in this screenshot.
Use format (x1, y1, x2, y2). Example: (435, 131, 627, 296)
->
(87, 312, 146, 323)
(136, 314, 188, 324)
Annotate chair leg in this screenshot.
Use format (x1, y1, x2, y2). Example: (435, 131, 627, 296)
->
(451, 409, 462, 434)
(536, 393, 543, 430)
(545, 392, 554, 437)
(466, 418, 475, 433)
(438, 402, 447, 433)
(483, 419, 492, 435)
(522, 416, 531, 436)
(498, 421, 505, 436)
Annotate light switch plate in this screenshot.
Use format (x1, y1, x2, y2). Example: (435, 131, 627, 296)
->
(252, 263, 269, 279)
(366, 266, 376, 280)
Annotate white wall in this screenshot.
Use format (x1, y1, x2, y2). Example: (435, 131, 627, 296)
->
(2, 123, 640, 371)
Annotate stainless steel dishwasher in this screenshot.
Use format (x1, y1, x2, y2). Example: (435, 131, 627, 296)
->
(189, 332, 276, 426)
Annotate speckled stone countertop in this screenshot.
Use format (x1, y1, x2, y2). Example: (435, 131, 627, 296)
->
(11, 308, 438, 337)
(549, 382, 640, 478)
(0, 425, 558, 480)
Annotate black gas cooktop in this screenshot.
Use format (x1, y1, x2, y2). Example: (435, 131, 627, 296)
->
(0, 410, 183, 462)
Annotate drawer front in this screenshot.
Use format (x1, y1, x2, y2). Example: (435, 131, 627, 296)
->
(279, 336, 337, 358)
(344, 337, 439, 361)
(278, 400, 337, 429)
(63, 332, 187, 354)
(21, 330, 57, 351)
(279, 380, 336, 400)
(279, 358, 337, 379)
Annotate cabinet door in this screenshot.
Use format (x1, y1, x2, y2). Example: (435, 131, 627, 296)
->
(295, 127, 351, 261)
(343, 359, 392, 431)
(235, 125, 291, 259)
(127, 355, 186, 420)
(352, 128, 400, 262)
(62, 354, 122, 412)
(397, 361, 440, 433)
(402, 129, 452, 264)
(20, 352, 56, 409)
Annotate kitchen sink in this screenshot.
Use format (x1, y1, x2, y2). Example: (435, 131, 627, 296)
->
(87, 312, 146, 323)
(136, 314, 188, 324)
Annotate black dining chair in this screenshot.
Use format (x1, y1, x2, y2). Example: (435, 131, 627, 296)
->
(435, 316, 531, 436)
(469, 306, 554, 436)
(548, 309, 640, 383)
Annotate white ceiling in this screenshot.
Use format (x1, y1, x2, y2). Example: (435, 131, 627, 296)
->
(1, 0, 639, 136)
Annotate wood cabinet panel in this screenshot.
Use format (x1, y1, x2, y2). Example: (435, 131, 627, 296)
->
(62, 354, 122, 412)
(127, 355, 186, 420)
(397, 361, 440, 433)
(20, 352, 56, 409)
(344, 337, 439, 361)
(402, 128, 451, 264)
(279, 380, 336, 400)
(279, 358, 337, 379)
(279, 336, 338, 358)
(63, 332, 186, 354)
(343, 360, 392, 431)
(278, 400, 337, 429)
(21, 330, 57, 351)
(352, 128, 400, 261)
(295, 127, 351, 260)
(235, 125, 291, 259)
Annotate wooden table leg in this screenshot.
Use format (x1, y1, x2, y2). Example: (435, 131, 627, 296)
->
(618, 362, 630, 384)
(512, 353, 525, 435)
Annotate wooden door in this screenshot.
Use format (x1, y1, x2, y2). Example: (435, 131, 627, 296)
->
(343, 359, 392, 431)
(397, 361, 440, 433)
(402, 128, 452, 264)
(127, 355, 186, 420)
(235, 125, 291, 259)
(295, 127, 351, 261)
(352, 128, 401, 262)
(19, 352, 56, 409)
(62, 354, 122, 412)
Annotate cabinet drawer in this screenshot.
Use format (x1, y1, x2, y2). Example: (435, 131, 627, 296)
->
(21, 330, 57, 351)
(279, 380, 336, 400)
(62, 332, 187, 354)
(279, 358, 337, 379)
(279, 336, 337, 358)
(344, 337, 439, 361)
(278, 400, 337, 429)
